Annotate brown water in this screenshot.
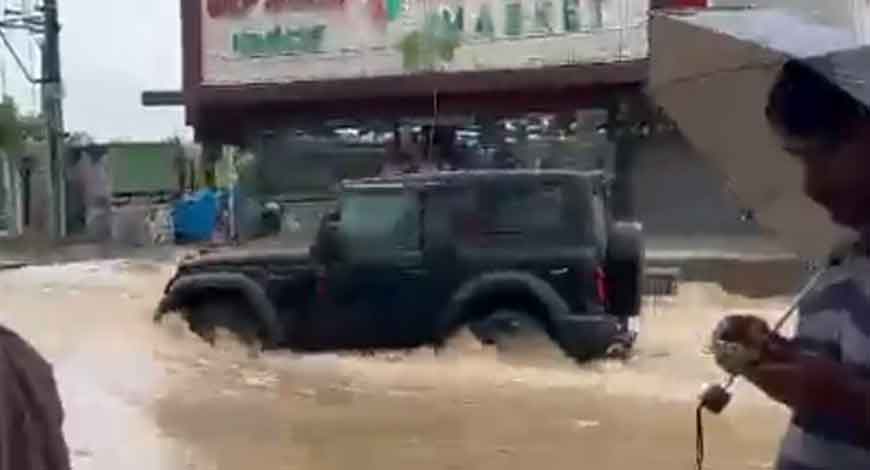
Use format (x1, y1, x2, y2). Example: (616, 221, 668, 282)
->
(0, 260, 792, 470)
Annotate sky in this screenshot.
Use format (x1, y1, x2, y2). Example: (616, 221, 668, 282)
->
(1, 0, 188, 142)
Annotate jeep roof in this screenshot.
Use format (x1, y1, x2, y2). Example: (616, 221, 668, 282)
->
(340, 169, 611, 191)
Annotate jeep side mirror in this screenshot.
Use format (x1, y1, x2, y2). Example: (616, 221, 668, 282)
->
(313, 211, 342, 263)
(323, 211, 341, 235)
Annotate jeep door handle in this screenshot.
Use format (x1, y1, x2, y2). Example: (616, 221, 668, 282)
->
(401, 268, 427, 277)
(549, 268, 569, 276)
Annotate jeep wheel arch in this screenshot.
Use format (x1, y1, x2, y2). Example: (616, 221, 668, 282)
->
(155, 273, 285, 347)
(436, 271, 572, 344)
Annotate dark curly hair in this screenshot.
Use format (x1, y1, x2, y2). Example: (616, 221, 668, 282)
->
(766, 60, 870, 146)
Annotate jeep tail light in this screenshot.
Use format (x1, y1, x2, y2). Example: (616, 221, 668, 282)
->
(594, 267, 610, 307)
(316, 270, 329, 300)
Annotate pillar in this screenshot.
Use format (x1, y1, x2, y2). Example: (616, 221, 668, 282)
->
(201, 141, 222, 190)
(606, 97, 638, 220)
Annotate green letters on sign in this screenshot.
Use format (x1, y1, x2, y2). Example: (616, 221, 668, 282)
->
(563, 0, 580, 32)
(232, 24, 326, 57)
(504, 1, 522, 36)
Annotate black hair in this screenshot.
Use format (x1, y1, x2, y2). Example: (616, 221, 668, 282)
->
(766, 60, 870, 145)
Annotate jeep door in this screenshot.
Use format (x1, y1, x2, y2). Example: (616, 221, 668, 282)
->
(456, 177, 602, 313)
(328, 187, 431, 347)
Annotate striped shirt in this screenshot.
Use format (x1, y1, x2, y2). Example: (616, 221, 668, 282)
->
(776, 244, 870, 470)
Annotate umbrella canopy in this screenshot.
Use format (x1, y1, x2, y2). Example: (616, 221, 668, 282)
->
(649, 8, 866, 261)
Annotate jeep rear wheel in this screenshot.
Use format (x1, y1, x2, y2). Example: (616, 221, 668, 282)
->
(469, 310, 544, 347)
(468, 310, 569, 366)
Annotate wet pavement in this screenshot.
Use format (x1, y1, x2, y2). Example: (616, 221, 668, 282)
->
(0, 260, 794, 469)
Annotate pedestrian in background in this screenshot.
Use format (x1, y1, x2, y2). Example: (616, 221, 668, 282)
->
(379, 130, 417, 176)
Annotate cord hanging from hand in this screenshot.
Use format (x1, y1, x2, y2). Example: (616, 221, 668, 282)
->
(696, 403, 705, 470)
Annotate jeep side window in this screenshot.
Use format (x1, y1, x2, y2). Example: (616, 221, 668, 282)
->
(472, 181, 574, 243)
(339, 190, 421, 257)
(484, 183, 564, 233)
(423, 186, 477, 243)
(590, 192, 608, 250)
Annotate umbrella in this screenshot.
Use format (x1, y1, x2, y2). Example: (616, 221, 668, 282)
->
(649, 8, 864, 261)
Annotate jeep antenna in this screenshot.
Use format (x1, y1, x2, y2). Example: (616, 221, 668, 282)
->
(426, 88, 440, 161)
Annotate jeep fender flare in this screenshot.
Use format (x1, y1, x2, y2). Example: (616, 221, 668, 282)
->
(435, 271, 572, 344)
(155, 273, 284, 345)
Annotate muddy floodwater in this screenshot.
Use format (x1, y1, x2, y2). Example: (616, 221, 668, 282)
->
(0, 260, 794, 469)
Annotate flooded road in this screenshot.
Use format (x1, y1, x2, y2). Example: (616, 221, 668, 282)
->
(0, 260, 792, 469)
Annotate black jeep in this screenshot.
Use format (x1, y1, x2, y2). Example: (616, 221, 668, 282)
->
(156, 170, 644, 360)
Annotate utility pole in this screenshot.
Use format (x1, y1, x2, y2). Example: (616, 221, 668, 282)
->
(41, 0, 64, 239)
(0, 1, 64, 237)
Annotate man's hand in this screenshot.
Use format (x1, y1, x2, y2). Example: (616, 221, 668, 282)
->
(711, 315, 772, 375)
(744, 353, 870, 431)
(713, 314, 771, 348)
(710, 317, 870, 428)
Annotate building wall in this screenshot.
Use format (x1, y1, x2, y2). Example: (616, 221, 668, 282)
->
(239, 125, 761, 242)
(201, 0, 649, 86)
(106, 143, 184, 195)
(0, 153, 22, 238)
(629, 131, 762, 237)
(241, 133, 384, 197)
(22, 141, 52, 238)
(66, 147, 112, 239)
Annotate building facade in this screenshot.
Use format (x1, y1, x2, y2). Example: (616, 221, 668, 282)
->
(183, 0, 650, 143)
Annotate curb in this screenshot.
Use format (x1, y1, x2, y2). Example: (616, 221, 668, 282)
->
(0, 262, 28, 271)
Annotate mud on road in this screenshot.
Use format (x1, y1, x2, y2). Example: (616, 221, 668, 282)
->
(0, 260, 792, 470)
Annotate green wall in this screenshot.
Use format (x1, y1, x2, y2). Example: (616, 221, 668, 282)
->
(107, 143, 180, 194)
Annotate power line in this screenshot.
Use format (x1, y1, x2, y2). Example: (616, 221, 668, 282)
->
(0, 27, 41, 84)
(27, 30, 35, 109)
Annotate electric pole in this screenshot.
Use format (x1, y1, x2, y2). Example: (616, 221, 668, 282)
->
(0, 1, 64, 238)
(42, 0, 64, 239)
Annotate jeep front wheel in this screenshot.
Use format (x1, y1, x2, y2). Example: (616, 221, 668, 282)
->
(187, 297, 263, 349)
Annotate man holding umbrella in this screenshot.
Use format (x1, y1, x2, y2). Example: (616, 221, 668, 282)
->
(711, 58, 870, 470)
(650, 9, 870, 470)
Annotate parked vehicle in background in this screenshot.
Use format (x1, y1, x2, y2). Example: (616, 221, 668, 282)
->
(155, 170, 644, 360)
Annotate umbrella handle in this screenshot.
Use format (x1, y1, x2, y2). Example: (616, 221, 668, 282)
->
(771, 264, 828, 334)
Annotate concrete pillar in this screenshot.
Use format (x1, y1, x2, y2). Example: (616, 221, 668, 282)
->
(574, 108, 612, 172)
(202, 141, 222, 189)
(606, 98, 637, 220)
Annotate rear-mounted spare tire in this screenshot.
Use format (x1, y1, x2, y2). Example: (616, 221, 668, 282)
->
(605, 221, 645, 319)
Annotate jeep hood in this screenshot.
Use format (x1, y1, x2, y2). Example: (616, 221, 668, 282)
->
(179, 248, 311, 269)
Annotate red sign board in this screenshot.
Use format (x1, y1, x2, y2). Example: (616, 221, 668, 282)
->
(671, 0, 707, 7)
